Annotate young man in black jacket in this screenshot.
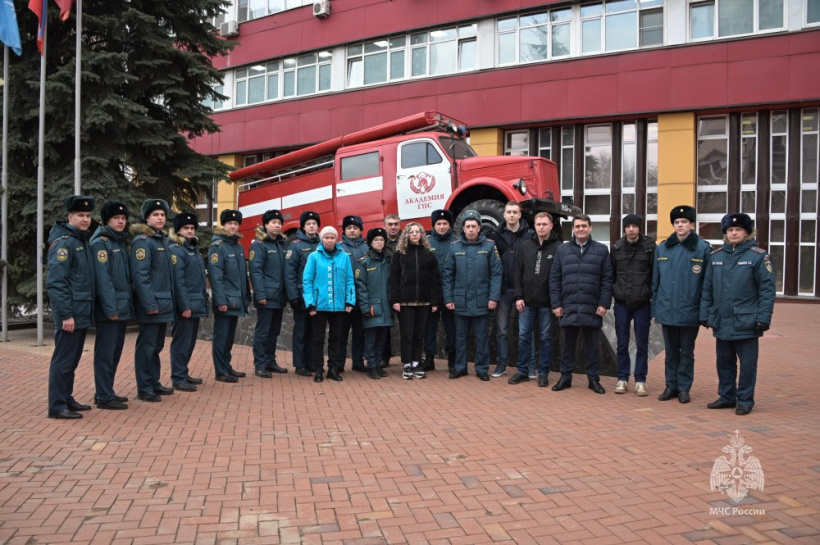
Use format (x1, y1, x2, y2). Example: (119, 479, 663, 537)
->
(509, 212, 562, 387)
(611, 214, 656, 397)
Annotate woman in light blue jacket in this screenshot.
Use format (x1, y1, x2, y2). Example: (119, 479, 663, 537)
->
(303, 226, 356, 383)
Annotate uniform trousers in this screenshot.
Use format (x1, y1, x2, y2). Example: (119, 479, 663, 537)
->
(661, 325, 699, 393)
(212, 314, 239, 376)
(364, 327, 390, 370)
(253, 308, 283, 370)
(135, 322, 168, 396)
(171, 316, 199, 385)
(93, 321, 126, 403)
(49, 327, 88, 412)
(291, 306, 313, 370)
(715, 337, 759, 409)
(454, 314, 490, 375)
(424, 306, 455, 357)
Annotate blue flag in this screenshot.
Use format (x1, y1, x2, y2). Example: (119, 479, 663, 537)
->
(0, 0, 22, 55)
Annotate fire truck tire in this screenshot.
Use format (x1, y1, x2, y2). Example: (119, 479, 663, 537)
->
(454, 199, 506, 236)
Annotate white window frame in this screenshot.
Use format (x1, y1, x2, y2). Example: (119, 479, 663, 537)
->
(740, 112, 758, 216)
(584, 124, 614, 246)
(769, 110, 788, 294)
(561, 126, 576, 197)
(696, 115, 730, 244)
(622, 122, 638, 216)
(346, 37, 407, 88)
(646, 120, 659, 239)
(233, 51, 331, 107)
(408, 25, 478, 80)
(798, 107, 819, 295)
(807, 0, 820, 27)
(538, 127, 552, 159)
(580, 1, 665, 55)
(504, 130, 530, 156)
(687, 0, 787, 42)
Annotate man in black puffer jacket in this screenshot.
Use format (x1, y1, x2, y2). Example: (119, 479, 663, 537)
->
(611, 214, 656, 397)
(549, 214, 613, 394)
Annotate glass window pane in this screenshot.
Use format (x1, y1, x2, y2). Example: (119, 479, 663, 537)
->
(771, 190, 786, 213)
(772, 135, 788, 184)
(804, 108, 819, 132)
(641, 27, 663, 46)
(364, 52, 387, 85)
(718, 0, 753, 36)
(646, 220, 657, 241)
(401, 142, 426, 169)
(390, 50, 405, 79)
(389, 36, 406, 48)
(348, 44, 363, 56)
(459, 39, 477, 71)
(341, 152, 380, 180)
(585, 149, 612, 189)
(248, 76, 265, 103)
(551, 8, 572, 22)
(296, 66, 316, 96)
(497, 17, 518, 32)
(552, 23, 571, 57)
(647, 141, 658, 187)
(759, 0, 784, 30)
(426, 143, 443, 164)
(698, 222, 724, 241)
(581, 3, 604, 17)
(582, 19, 602, 53)
(772, 111, 788, 134)
(520, 26, 548, 62)
(411, 32, 428, 45)
(697, 140, 728, 185)
(521, 13, 548, 26)
(802, 134, 818, 185)
(741, 191, 756, 214)
(801, 220, 816, 243)
(459, 24, 477, 38)
(236, 68, 248, 80)
(623, 142, 637, 188)
(539, 128, 551, 149)
(587, 125, 612, 144)
(411, 47, 427, 76)
(584, 194, 611, 215)
(318, 64, 331, 91)
(283, 58, 296, 69)
(607, 0, 638, 12)
(498, 32, 516, 64)
(699, 117, 727, 136)
(348, 58, 363, 86)
(769, 244, 784, 292)
(741, 112, 757, 135)
(770, 219, 785, 241)
(640, 10, 663, 46)
(365, 40, 388, 54)
(562, 126, 575, 146)
(803, 190, 817, 213)
(623, 193, 636, 214)
(506, 131, 529, 153)
(623, 123, 636, 142)
(741, 138, 756, 186)
(283, 71, 295, 97)
(235, 80, 247, 105)
(647, 192, 658, 214)
(297, 53, 317, 66)
(799, 246, 815, 294)
(430, 28, 457, 42)
(430, 41, 457, 75)
(606, 12, 638, 51)
(809, 0, 820, 23)
(561, 148, 574, 192)
(690, 3, 714, 39)
(249, 64, 265, 77)
(697, 192, 727, 214)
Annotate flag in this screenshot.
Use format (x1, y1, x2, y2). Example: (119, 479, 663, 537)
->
(0, 0, 22, 55)
(28, 0, 46, 54)
(55, 0, 72, 21)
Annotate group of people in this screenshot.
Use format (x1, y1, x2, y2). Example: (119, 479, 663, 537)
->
(45, 195, 774, 420)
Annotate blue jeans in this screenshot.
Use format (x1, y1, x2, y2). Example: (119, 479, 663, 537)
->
(517, 306, 553, 376)
(614, 303, 651, 382)
(495, 290, 516, 366)
(455, 314, 490, 374)
(715, 337, 758, 409)
(661, 325, 699, 393)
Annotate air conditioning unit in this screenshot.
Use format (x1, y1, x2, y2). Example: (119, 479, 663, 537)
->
(313, 0, 331, 18)
(219, 19, 239, 37)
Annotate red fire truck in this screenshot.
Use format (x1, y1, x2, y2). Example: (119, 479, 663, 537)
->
(230, 111, 577, 248)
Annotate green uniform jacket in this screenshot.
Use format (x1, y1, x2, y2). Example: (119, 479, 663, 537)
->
(89, 225, 132, 322)
(442, 232, 503, 317)
(130, 223, 176, 324)
(651, 230, 712, 326)
(47, 222, 95, 329)
(248, 227, 287, 310)
(208, 228, 250, 316)
(700, 237, 775, 340)
(169, 229, 209, 318)
(354, 248, 393, 328)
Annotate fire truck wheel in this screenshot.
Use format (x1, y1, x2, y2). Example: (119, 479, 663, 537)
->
(454, 199, 505, 236)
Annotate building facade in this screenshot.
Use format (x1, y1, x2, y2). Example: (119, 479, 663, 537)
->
(190, 0, 820, 297)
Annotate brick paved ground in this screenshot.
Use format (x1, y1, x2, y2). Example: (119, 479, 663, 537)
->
(0, 302, 818, 545)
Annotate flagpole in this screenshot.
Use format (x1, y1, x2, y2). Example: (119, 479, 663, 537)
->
(36, 21, 47, 347)
(2, 46, 10, 342)
(73, 0, 81, 193)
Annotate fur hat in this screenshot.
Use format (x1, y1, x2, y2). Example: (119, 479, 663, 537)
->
(367, 227, 387, 245)
(342, 215, 363, 230)
(319, 226, 338, 239)
(431, 209, 454, 227)
(262, 210, 284, 225)
(300, 210, 320, 229)
(172, 212, 199, 232)
(670, 205, 696, 224)
(622, 214, 643, 231)
(141, 199, 169, 220)
(220, 209, 242, 225)
(65, 195, 95, 213)
(100, 201, 128, 223)
(721, 213, 753, 234)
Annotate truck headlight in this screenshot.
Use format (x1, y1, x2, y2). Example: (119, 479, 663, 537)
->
(514, 178, 527, 196)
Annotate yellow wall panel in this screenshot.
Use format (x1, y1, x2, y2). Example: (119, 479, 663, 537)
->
(470, 128, 504, 156)
(216, 155, 242, 219)
(657, 113, 696, 236)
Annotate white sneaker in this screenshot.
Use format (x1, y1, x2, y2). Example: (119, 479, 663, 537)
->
(635, 382, 648, 396)
(614, 380, 628, 394)
(413, 364, 426, 379)
(402, 364, 414, 380)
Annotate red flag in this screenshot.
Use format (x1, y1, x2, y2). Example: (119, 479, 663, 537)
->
(55, 0, 74, 21)
(28, 0, 47, 54)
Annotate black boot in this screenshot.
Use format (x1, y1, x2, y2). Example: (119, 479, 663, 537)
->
(423, 353, 436, 371)
(447, 352, 456, 374)
(367, 368, 382, 380)
(327, 367, 344, 381)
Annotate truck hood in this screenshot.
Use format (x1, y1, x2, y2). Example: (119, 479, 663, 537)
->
(458, 155, 551, 173)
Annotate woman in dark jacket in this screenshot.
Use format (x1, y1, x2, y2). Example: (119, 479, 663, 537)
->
(389, 222, 441, 380)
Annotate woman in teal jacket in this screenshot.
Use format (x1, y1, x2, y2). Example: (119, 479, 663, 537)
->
(303, 226, 355, 383)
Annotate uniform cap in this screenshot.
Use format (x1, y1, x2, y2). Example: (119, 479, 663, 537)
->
(431, 209, 454, 227)
(670, 205, 696, 224)
(100, 201, 129, 223)
(343, 215, 363, 230)
(172, 212, 199, 232)
(65, 195, 95, 213)
(262, 210, 284, 225)
(141, 198, 169, 220)
(220, 209, 243, 225)
(367, 227, 387, 245)
(300, 210, 320, 229)
(721, 213, 753, 234)
(461, 210, 482, 225)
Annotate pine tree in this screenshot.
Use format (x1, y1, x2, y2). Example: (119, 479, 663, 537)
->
(2, 0, 232, 309)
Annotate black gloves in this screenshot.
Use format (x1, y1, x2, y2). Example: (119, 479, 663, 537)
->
(699, 321, 710, 329)
(755, 322, 770, 334)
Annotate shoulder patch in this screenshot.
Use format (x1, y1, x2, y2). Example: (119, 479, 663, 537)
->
(210, 253, 219, 264)
(135, 247, 146, 261)
(96, 250, 108, 263)
(355, 268, 361, 279)
(248, 250, 255, 261)
(286, 249, 293, 259)
(751, 246, 767, 254)
(56, 247, 69, 261)
(171, 254, 178, 266)
(710, 247, 723, 255)
(99, 236, 108, 242)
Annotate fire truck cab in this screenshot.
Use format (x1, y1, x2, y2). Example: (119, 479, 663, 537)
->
(230, 111, 571, 247)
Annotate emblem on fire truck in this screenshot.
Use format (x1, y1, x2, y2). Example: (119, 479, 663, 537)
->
(409, 172, 436, 195)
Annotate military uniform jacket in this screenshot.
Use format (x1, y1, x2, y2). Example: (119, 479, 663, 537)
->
(651, 231, 712, 326)
(341, 235, 368, 267)
(169, 229, 209, 318)
(90, 225, 132, 322)
(285, 229, 320, 303)
(208, 229, 250, 316)
(428, 229, 457, 278)
(249, 227, 287, 309)
(354, 248, 393, 328)
(442, 232, 503, 317)
(130, 224, 176, 324)
(700, 237, 775, 340)
(47, 222, 95, 329)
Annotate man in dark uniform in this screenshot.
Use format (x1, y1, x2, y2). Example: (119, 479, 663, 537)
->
(90, 201, 132, 410)
(339, 215, 368, 372)
(131, 199, 176, 402)
(424, 209, 457, 373)
(249, 209, 289, 378)
(285, 210, 321, 376)
(209, 209, 251, 383)
(169, 212, 208, 391)
(47, 195, 96, 419)
(700, 213, 775, 415)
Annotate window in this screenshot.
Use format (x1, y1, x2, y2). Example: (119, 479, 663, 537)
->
(696, 116, 729, 241)
(538, 128, 552, 159)
(409, 25, 477, 78)
(646, 121, 659, 240)
(202, 84, 226, 111)
(769, 111, 788, 293)
(741, 113, 758, 214)
(584, 125, 613, 240)
(347, 37, 406, 87)
(582, 0, 663, 54)
(401, 142, 443, 169)
(810, 0, 820, 24)
(561, 127, 575, 196)
(505, 130, 529, 156)
(689, 0, 784, 40)
(234, 52, 330, 106)
(497, 9, 571, 65)
(439, 137, 477, 160)
(341, 152, 380, 180)
(622, 122, 637, 215)
(238, 0, 311, 21)
(799, 108, 819, 294)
